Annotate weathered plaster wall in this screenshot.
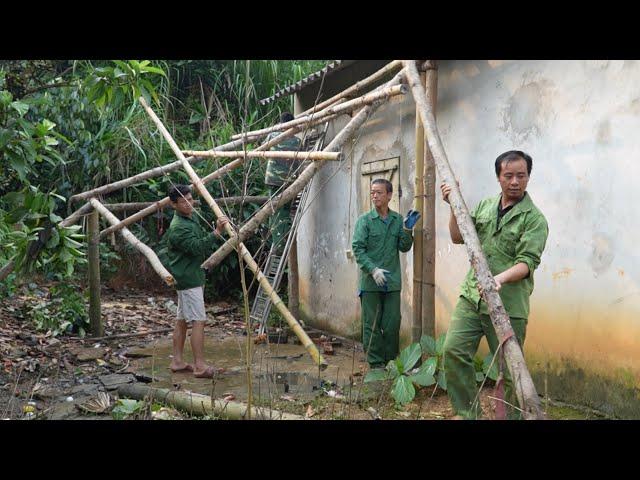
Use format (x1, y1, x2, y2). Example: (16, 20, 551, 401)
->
(295, 60, 640, 417)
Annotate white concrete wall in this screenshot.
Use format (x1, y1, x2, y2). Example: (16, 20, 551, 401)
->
(296, 60, 640, 415)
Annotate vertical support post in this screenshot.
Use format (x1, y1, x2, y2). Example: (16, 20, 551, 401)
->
(422, 60, 438, 339)
(88, 208, 103, 337)
(288, 236, 300, 319)
(412, 69, 426, 344)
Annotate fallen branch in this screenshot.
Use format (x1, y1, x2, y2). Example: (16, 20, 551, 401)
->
(69, 327, 174, 342)
(117, 383, 304, 420)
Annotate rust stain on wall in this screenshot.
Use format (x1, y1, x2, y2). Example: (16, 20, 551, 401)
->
(552, 267, 575, 280)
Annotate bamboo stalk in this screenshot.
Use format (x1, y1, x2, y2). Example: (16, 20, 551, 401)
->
(117, 384, 304, 420)
(102, 196, 269, 213)
(139, 96, 328, 370)
(422, 61, 438, 339)
(412, 69, 426, 344)
(230, 84, 407, 142)
(403, 60, 544, 420)
(181, 150, 342, 161)
(201, 69, 407, 271)
(89, 198, 175, 286)
(88, 209, 103, 337)
(297, 60, 403, 117)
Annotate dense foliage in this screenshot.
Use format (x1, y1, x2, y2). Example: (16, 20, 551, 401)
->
(0, 60, 327, 308)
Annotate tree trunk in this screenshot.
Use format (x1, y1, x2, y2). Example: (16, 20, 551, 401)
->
(201, 70, 407, 271)
(230, 84, 407, 142)
(89, 198, 175, 286)
(181, 150, 342, 161)
(117, 384, 303, 420)
(403, 60, 544, 420)
(139, 97, 328, 370)
(88, 209, 103, 337)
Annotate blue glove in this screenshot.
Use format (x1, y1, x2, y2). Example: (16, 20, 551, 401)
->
(404, 209, 421, 229)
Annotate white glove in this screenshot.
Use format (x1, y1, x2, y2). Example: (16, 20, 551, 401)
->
(371, 268, 390, 287)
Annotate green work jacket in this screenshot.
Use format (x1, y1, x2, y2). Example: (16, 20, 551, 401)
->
(352, 208, 414, 292)
(164, 213, 218, 291)
(459, 192, 549, 319)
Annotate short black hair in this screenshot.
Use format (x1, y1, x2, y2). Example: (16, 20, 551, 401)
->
(168, 184, 191, 202)
(372, 178, 393, 193)
(280, 111, 294, 123)
(495, 150, 532, 176)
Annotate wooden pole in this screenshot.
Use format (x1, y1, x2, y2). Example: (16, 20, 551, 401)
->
(138, 97, 328, 370)
(117, 383, 304, 420)
(88, 209, 103, 337)
(102, 196, 269, 213)
(288, 236, 300, 319)
(422, 61, 438, 339)
(201, 71, 407, 270)
(230, 84, 407, 142)
(402, 60, 544, 420)
(412, 69, 426, 344)
(181, 150, 342, 161)
(89, 198, 175, 286)
(297, 60, 403, 117)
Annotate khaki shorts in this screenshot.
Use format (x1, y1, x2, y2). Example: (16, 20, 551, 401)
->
(176, 286, 206, 322)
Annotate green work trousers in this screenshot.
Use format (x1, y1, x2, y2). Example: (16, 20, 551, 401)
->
(360, 291, 401, 368)
(443, 296, 527, 419)
(268, 185, 292, 255)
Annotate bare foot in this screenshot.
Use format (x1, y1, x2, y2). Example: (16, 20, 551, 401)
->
(169, 363, 194, 373)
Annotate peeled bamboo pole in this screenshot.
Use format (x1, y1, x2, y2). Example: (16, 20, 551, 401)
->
(117, 384, 304, 420)
(201, 69, 407, 271)
(297, 60, 403, 117)
(402, 60, 544, 420)
(103, 196, 269, 213)
(139, 97, 328, 370)
(230, 84, 407, 142)
(88, 209, 103, 337)
(181, 150, 342, 161)
(89, 198, 174, 286)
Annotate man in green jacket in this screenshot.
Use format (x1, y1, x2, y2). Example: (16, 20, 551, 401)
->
(352, 179, 419, 368)
(263, 111, 302, 255)
(164, 185, 229, 379)
(441, 150, 549, 419)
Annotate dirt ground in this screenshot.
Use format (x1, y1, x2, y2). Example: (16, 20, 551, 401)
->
(0, 284, 596, 421)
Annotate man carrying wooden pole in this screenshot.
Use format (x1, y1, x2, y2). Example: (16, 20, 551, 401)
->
(403, 60, 547, 420)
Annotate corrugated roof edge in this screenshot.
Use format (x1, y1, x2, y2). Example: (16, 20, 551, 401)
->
(259, 60, 355, 106)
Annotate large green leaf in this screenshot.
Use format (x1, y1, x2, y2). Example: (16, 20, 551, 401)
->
(420, 335, 437, 355)
(409, 370, 436, 387)
(10, 101, 29, 116)
(387, 359, 400, 379)
(399, 343, 422, 373)
(392, 376, 416, 405)
(364, 369, 388, 383)
(420, 356, 438, 377)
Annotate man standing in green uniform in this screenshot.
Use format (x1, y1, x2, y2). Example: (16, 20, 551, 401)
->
(352, 179, 419, 368)
(441, 150, 549, 419)
(263, 111, 303, 254)
(164, 185, 229, 379)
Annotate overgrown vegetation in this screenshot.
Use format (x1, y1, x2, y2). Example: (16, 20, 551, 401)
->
(1, 59, 328, 333)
